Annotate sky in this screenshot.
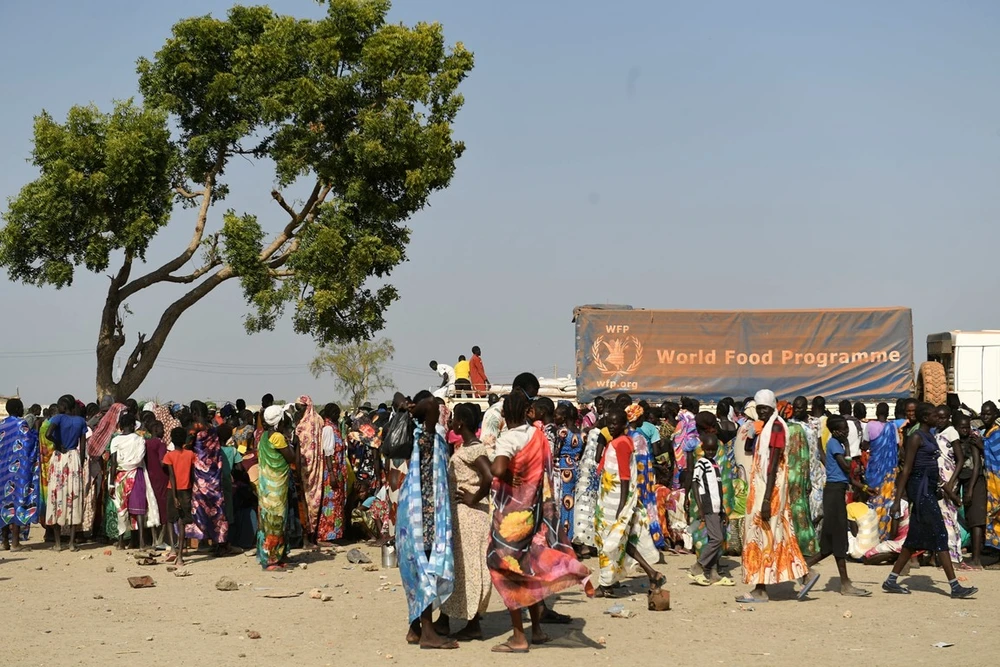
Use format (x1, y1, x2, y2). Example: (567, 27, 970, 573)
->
(1, 0, 999, 405)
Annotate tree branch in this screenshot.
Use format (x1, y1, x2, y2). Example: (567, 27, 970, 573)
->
(161, 258, 223, 284)
(174, 185, 203, 200)
(260, 181, 331, 261)
(119, 146, 227, 300)
(271, 189, 298, 220)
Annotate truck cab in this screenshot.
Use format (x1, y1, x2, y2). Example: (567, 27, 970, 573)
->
(922, 331, 1000, 409)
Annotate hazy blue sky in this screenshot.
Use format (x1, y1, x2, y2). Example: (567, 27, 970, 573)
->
(1, 1, 999, 405)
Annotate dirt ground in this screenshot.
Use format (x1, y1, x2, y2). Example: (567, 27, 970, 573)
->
(2, 528, 990, 666)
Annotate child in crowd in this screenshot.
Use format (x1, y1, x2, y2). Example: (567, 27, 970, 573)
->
(955, 414, 987, 569)
(690, 433, 733, 586)
(163, 427, 196, 567)
(799, 416, 871, 598)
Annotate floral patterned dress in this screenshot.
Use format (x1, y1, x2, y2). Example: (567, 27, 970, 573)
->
(742, 416, 808, 586)
(786, 421, 818, 557)
(317, 422, 347, 541)
(595, 435, 658, 587)
(935, 432, 962, 564)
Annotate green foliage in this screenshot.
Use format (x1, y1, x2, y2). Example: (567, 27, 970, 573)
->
(310, 337, 395, 407)
(0, 101, 175, 287)
(0, 1, 473, 397)
(134, 0, 473, 343)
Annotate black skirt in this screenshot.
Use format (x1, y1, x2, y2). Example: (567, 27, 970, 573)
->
(902, 467, 949, 553)
(820, 482, 849, 558)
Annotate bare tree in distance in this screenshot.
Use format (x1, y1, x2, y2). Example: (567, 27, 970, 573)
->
(310, 338, 395, 409)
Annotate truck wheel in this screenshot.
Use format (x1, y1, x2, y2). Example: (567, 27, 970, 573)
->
(917, 361, 947, 405)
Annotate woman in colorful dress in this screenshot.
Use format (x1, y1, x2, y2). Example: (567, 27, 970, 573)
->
(671, 397, 699, 489)
(573, 419, 602, 555)
(397, 395, 456, 650)
(317, 403, 347, 543)
(0, 399, 40, 551)
(786, 414, 818, 558)
(84, 401, 125, 540)
(981, 401, 1000, 555)
(626, 404, 668, 550)
(931, 406, 963, 565)
(488, 388, 593, 653)
(185, 401, 229, 553)
(553, 402, 583, 542)
(882, 403, 977, 598)
(595, 407, 664, 598)
(438, 403, 492, 641)
(737, 390, 809, 604)
(109, 412, 160, 550)
(256, 406, 295, 570)
(294, 395, 324, 547)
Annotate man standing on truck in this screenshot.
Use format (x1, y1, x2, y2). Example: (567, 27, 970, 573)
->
(470, 346, 490, 397)
(429, 360, 455, 399)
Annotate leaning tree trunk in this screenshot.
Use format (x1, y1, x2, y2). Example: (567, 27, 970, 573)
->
(95, 254, 233, 402)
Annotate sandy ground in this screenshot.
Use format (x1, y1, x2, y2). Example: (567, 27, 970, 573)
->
(1, 528, 992, 667)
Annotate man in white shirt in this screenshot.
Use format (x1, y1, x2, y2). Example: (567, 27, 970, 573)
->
(839, 400, 863, 459)
(429, 360, 455, 399)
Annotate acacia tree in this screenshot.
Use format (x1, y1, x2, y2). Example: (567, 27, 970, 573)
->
(0, 0, 473, 400)
(309, 337, 395, 407)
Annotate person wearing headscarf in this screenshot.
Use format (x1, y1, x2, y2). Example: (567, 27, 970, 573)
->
(257, 405, 295, 570)
(295, 395, 325, 547)
(184, 401, 229, 553)
(83, 401, 126, 540)
(736, 389, 808, 604)
(625, 403, 667, 550)
(150, 404, 181, 450)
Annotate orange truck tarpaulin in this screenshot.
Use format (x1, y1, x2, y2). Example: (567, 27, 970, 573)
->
(574, 306, 913, 402)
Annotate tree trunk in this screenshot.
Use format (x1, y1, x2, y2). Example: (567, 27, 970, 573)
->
(95, 257, 132, 402)
(95, 260, 234, 402)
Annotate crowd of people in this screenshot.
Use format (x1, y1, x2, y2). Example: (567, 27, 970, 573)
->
(0, 376, 995, 653)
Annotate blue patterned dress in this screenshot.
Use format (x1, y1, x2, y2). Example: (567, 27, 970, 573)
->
(0, 416, 41, 540)
(554, 427, 584, 541)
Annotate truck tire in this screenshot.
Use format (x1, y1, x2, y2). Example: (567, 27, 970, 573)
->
(917, 361, 947, 406)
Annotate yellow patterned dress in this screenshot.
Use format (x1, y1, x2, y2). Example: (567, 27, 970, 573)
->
(595, 435, 658, 587)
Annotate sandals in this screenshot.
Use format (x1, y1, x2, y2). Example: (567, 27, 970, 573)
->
(690, 574, 712, 587)
(491, 641, 529, 654)
(713, 576, 736, 587)
(735, 593, 769, 604)
(797, 572, 821, 601)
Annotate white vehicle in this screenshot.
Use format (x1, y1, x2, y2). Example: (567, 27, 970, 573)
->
(921, 331, 1000, 408)
(444, 376, 578, 410)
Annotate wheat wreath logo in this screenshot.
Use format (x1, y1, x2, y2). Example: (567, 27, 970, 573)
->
(592, 335, 643, 375)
